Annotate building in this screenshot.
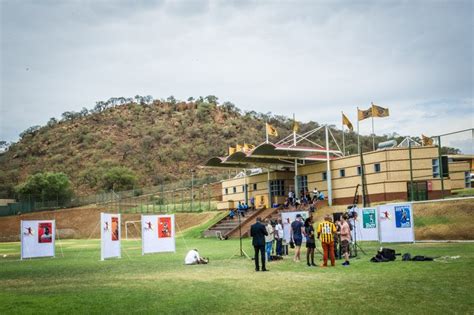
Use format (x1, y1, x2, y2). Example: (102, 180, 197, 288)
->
(205, 125, 472, 209)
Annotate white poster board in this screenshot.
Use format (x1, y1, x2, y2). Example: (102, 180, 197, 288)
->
(378, 203, 415, 243)
(21, 220, 55, 259)
(101, 213, 121, 260)
(353, 207, 379, 241)
(281, 211, 309, 243)
(141, 214, 176, 254)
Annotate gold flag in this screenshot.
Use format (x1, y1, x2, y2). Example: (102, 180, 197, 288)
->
(421, 134, 433, 146)
(358, 108, 372, 121)
(236, 144, 243, 152)
(293, 121, 299, 133)
(228, 146, 236, 155)
(342, 113, 354, 131)
(371, 103, 390, 118)
(266, 123, 278, 137)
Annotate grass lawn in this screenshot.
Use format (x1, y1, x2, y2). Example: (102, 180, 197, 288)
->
(0, 236, 473, 314)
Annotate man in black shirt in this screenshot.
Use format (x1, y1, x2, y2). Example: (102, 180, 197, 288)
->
(250, 217, 268, 271)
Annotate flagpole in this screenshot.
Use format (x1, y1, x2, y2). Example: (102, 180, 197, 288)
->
(341, 111, 345, 156)
(357, 107, 360, 154)
(371, 102, 375, 151)
(265, 122, 269, 144)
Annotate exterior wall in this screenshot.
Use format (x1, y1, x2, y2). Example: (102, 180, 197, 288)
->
(299, 146, 448, 205)
(221, 171, 294, 207)
(449, 161, 471, 190)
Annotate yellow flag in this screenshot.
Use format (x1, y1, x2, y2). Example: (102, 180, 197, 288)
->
(342, 113, 353, 131)
(421, 134, 433, 146)
(236, 144, 243, 152)
(372, 103, 390, 118)
(293, 121, 299, 133)
(358, 108, 372, 121)
(228, 146, 236, 155)
(266, 123, 278, 137)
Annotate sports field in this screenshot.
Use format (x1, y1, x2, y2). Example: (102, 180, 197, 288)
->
(1, 236, 473, 314)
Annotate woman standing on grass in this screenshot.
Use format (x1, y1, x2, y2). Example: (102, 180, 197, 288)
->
(305, 217, 317, 266)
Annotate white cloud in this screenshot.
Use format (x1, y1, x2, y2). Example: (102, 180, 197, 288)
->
(1, 0, 472, 153)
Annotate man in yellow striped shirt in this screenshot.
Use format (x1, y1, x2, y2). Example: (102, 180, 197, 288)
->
(317, 215, 337, 267)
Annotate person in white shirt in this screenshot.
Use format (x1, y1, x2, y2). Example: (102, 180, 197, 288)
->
(274, 219, 284, 256)
(265, 219, 274, 261)
(184, 249, 208, 265)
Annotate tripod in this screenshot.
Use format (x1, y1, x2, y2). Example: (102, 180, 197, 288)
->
(229, 212, 250, 259)
(350, 214, 367, 257)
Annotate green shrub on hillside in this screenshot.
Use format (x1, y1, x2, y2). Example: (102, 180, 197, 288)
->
(101, 166, 138, 191)
(15, 172, 73, 201)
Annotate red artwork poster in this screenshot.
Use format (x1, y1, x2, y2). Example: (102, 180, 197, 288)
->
(38, 222, 52, 243)
(158, 217, 172, 238)
(111, 217, 119, 241)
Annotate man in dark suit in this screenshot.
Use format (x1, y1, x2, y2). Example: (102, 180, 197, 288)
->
(250, 217, 268, 272)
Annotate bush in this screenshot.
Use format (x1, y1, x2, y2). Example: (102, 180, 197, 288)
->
(101, 166, 137, 191)
(15, 172, 73, 201)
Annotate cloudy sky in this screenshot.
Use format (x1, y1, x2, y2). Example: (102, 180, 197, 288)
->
(1, 0, 473, 152)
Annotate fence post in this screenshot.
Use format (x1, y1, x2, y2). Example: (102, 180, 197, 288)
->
(208, 185, 211, 211)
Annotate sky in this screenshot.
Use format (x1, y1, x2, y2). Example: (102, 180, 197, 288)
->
(1, 0, 473, 153)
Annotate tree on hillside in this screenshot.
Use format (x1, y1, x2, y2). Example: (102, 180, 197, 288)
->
(15, 172, 73, 201)
(101, 166, 137, 191)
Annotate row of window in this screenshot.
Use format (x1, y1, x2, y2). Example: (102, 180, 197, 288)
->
(225, 160, 445, 194)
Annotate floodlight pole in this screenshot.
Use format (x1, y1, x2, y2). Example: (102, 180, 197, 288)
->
(191, 170, 195, 211)
(238, 210, 243, 256)
(325, 125, 333, 206)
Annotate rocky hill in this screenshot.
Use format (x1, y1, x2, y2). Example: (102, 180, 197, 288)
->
(0, 96, 406, 198)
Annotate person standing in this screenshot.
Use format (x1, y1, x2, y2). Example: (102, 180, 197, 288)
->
(339, 214, 351, 266)
(290, 214, 305, 262)
(317, 214, 337, 267)
(304, 217, 317, 266)
(265, 219, 274, 262)
(274, 219, 284, 256)
(250, 217, 268, 271)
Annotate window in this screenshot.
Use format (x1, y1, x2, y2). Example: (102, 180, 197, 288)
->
(357, 166, 362, 176)
(465, 172, 471, 188)
(253, 183, 257, 190)
(432, 159, 440, 178)
(270, 180, 285, 196)
(297, 175, 308, 193)
(242, 185, 245, 192)
(340, 169, 346, 177)
(225, 188, 228, 195)
(374, 163, 381, 173)
(233, 187, 236, 194)
(322, 172, 327, 181)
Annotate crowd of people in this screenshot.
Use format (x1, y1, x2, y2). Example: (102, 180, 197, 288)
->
(250, 212, 352, 271)
(284, 187, 325, 211)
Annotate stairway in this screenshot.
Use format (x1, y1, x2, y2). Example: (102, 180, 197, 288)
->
(202, 207, 262, 238)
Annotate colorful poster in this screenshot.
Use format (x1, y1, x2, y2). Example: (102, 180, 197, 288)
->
(111, 217, 119, 241)
(38, 222, 53, 243)
(395, 205, 411, 228)
(362, 209, 377, 229)
(158, 217, 172, 238)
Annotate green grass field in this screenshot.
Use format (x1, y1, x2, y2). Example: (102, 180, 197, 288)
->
(1, 236, 473, 314)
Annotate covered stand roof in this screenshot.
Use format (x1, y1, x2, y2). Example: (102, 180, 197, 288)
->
(203, 142, 339, 169)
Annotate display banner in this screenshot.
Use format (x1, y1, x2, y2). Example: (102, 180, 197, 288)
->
(281, 211, 309, 243)
(142, 214, 176, 255)
(378, 203, 415, 243)
(353, 207, 379, 241)
(21, 220, 55, 259)
(101, 213, 121, 260)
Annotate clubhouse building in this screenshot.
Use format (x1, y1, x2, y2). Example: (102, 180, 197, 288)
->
(204, 126, 473, 209)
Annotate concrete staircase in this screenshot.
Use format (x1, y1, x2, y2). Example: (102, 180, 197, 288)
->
(203, 207, 264, 238)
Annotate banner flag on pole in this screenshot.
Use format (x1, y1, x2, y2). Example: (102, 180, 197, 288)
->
(371, 103, 390, 117)
(266, 123, 278, 137)
(421, 134, 434, 146)
(293, 120, 300, 133)
(342, 113, 354, 131)
(358, 108, 372, 121)
(228, 146, 236, 155)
